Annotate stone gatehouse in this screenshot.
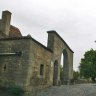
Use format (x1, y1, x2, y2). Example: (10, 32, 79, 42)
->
(0, 10, 73, 92)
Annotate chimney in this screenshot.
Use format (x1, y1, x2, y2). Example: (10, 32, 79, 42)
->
(1, 10, 11, 36)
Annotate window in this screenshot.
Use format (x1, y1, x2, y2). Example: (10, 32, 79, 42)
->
(40, 64, 44, 76)
(3, 64, 7, 71)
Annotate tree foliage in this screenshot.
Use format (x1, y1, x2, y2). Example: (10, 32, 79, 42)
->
(73, 71, 79, 80)
(79, 49, 96, 82)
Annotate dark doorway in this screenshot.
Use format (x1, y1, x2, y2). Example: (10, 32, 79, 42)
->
(53, 60, 58, 85)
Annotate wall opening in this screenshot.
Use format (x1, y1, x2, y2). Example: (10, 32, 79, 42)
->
(40, 64, 44, 76)
(60, 53, 64, 83)
(53, 60, 58, 85)
(3, 64, 7, 71)
(60, 49, 69, 84)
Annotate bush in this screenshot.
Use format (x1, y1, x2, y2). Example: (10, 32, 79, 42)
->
(0, 84, 24, 96)
(8, 85, 24, 96)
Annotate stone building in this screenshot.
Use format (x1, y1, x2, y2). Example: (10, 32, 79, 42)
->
(0, 10, 73, 92)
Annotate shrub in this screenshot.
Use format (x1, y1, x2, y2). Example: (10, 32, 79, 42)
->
(8, 85, 24, 96)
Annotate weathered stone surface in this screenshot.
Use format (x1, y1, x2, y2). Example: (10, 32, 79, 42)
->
(47, 31, 73, 85)
(0, 38, 30, 88)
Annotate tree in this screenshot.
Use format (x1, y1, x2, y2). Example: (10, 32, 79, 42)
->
(79, 49, 96, 82)
(73, 71, 79, 80)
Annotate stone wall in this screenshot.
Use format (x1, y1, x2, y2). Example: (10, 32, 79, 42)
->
(0, 37, 31, 88)
(0, 31, 73, 93)
(26, 38, 53, 92)
(47, 31, 73, 85)
(0, 37, 54, 93)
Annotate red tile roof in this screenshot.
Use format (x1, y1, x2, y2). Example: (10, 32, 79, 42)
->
(9, 25, 22, 37)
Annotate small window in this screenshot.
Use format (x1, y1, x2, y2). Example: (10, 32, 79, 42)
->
(40, 64, 44, 76)
(3, 64, 7, 71)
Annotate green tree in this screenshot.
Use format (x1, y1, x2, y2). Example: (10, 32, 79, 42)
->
(79, 49, 96, 82)
(73, 71, 79, 80)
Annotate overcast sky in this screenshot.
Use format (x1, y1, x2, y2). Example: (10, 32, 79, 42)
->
(1, 0, 96, 70)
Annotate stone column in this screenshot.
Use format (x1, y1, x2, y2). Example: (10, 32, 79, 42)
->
(1, 10, 11, 36)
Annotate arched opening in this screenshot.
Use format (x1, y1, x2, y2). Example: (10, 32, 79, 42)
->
(60, 53, 64, 83)
(53, 60, 58, 85)
(60, 49, 69, 84)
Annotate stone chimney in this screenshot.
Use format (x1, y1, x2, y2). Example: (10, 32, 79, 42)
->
(1, 10, 11, 36)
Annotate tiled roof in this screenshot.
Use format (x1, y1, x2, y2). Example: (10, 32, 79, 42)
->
(9, 25, 22, 37)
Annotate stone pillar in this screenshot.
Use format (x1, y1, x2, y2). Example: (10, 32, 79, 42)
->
(1, 10, 11, 36)
(47, 30, 56, 51)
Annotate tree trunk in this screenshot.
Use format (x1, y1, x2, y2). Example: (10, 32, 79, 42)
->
(91, 77, 96, 82)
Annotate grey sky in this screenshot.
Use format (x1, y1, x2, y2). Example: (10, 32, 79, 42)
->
(1, 0, 96, 70)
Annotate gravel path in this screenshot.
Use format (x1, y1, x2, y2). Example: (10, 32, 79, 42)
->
(31, 84, 96, 96)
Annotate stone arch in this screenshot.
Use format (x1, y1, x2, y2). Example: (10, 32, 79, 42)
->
(53, 60, 58, 85)
(47, 31, 73, 85)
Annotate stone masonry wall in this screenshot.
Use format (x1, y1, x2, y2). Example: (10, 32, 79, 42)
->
(0, 31, 73, 94)
(0, 38, 31, 88)
(47, 31, 73, 85)
(27, 38, 53, 92)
